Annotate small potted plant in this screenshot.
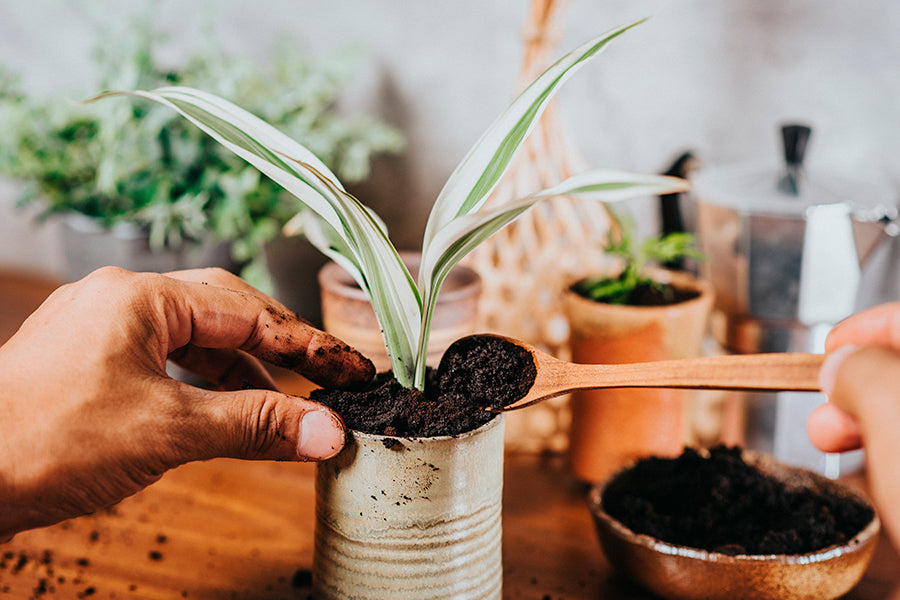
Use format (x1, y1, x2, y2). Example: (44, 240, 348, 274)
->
(0, 15, 403, 292)
(564, 210, 713, 484)
(95, 17, 687, 598)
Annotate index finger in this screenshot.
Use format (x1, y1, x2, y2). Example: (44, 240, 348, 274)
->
(166, 267, 295, 314)
(826, 302, 900, 353)
(160, 270, 374, 389)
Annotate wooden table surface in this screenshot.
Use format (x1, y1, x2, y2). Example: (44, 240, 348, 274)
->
(1, 269, 899, 599)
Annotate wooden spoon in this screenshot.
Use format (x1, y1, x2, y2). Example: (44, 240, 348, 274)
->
(443, 334, 824, 411)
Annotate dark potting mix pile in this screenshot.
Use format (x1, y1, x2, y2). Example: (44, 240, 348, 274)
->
(310, 335, 537, 437)
(601, 446, 874, 556)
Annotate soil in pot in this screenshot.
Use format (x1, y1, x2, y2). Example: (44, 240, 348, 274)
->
(601, 445, 875, 555)
(571, 277, 701, 306)
(311, 335, 536, 437)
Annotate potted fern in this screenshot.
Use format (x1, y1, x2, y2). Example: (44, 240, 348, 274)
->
(564, 211, 714, 485)
(94, 17, 687, 599)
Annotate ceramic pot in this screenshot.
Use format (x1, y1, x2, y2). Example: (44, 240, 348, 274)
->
(59, 212, 236, 282)
(313, 414, 505, 599)
(589, 451, 880, 600)
(564, 269, 714, 484)
(318, 251, 482, 373)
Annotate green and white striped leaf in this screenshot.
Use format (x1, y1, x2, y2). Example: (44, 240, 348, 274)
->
(90, 87, 423, 386)
(89, 17, 669, 393)
(420, 18, 646, 258)
(412, 170, 688, 387)
(412, 18, 647, 386)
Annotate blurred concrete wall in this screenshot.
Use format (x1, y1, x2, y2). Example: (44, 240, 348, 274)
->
(1, 0, 898, 280)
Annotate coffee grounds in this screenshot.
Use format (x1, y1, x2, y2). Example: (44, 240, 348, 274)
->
(311, 335, 535, 437)
(311, 369, 494, 438)
(601, 446, 874, 555)
(436, 335, 537, 411)
(292, 568, 312, 588)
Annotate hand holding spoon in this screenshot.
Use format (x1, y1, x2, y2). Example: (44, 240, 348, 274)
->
(437, 334, 824, 412)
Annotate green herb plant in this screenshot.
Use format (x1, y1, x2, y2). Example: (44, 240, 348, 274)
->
(0, 15, 404, 290)
(94, 17, 688, 391)
(573, 210, 704, 305)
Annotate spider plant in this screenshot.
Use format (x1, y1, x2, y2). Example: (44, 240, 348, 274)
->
(92, 17, 688, 391)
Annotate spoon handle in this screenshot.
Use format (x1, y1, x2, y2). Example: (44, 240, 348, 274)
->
(568, 352, 824, 393)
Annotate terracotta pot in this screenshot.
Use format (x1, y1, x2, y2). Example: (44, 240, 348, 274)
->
(564, 269, 714, 484)
(313, 415, 505, 599)
(318, 251, 482, 373)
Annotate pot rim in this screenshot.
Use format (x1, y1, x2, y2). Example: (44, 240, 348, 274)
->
(348, 411, 503, 444)
(566, 267, 714, 313)
(318, 251, 481, 304)
(60, 211, 148, 240)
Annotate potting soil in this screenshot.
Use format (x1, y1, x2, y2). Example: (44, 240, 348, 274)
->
(311, 335, 535, 437)
(601, 445, 875, 555)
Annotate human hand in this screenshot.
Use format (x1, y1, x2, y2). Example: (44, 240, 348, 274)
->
(0, 267, 374, 542)
(807, 302, 900, 546)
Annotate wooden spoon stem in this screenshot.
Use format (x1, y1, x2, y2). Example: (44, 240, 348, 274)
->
(559, 353, 824, 394)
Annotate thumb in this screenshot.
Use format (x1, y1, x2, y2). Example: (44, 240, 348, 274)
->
(818, 344, 900, 550)
(181, 387, 347, 462)
(819, 345, 900, 423)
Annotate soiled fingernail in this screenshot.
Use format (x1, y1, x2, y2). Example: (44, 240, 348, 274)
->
(298, 409, 346, 460)
(819, 345, 859, 397)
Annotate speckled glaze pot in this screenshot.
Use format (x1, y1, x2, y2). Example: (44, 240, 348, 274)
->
(313, 414, 505, 599)
(318, 251, 482, 373)
(564, 268, 714, 484)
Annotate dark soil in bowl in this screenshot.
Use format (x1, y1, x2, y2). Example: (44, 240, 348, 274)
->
(310, 335, 534, 437)
(601, 446, 875, 556)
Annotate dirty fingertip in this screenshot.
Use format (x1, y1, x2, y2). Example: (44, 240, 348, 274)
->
(308, 339, 375, 389)
(343, 345, 375, 387)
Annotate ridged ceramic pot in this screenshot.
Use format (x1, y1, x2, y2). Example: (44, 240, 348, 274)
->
(564, 268, 714, 484)
(313, 414, 505, 599)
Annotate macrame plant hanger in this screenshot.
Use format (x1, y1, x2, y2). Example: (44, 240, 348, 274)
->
(464, 0, 618, 453)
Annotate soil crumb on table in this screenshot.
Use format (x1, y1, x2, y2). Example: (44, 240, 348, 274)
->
(311, 335, 535, 437)
(601, 446, 875, 555)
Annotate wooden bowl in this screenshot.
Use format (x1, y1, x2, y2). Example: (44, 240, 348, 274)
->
(589, 452, 880, 600)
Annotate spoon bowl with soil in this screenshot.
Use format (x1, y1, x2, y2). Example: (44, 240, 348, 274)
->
(590, 446, 880, 600)
(439, 334, 824, 412)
